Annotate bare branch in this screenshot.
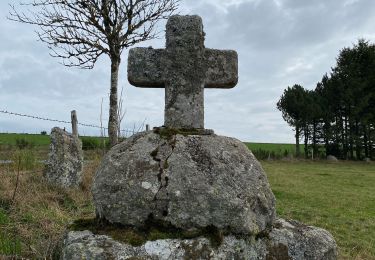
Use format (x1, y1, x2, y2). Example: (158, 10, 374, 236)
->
(9, 0, 180, 68)
(117, 85, 127, 138)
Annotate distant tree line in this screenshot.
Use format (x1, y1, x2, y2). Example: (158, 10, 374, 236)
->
(277, 39, 375, 160)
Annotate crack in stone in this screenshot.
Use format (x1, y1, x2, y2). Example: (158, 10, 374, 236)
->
(150, 136, 177, 217)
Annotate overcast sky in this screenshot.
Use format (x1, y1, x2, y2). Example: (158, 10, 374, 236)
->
(1, 0, 375, 143)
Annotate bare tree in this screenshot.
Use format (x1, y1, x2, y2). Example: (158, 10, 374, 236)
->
(9, 0, 179, 146)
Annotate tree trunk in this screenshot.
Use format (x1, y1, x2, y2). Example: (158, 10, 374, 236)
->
(370, 124, 374, 159)
(335, 115, 341, 156)
(349, 119, 354, 160)
(295, 125, 300, 158)
(312, 119, 317, 157)
(343, 116, 349, 160)
(108, 58, 120, 147)
(304, 125, 309, 159)
(355, 120, 361, 160)
(324, 120, 330, 157)
(364, 125, 369, 158)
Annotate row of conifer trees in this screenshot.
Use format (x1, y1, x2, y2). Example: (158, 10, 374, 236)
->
(277, 39, 375, 160)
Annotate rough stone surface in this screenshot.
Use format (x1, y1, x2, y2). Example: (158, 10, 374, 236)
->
(327, 155, 338, 162)
(92, 131, 275, 235)
(44, 127, 83, 188)
(128, 15, 238, 129)
(268, 219, 337, 260)
(62, 218, 337, 260)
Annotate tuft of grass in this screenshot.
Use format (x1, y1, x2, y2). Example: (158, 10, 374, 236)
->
(263, 160, 375, 260)
(11, 149, 38, 171)
(0, 232, 22, 256)
(0, 209, 9, 225)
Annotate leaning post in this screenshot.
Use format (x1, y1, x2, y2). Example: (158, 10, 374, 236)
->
(71, 110, 78, 137)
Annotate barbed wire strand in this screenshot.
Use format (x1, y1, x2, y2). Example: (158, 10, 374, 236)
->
(0, 109, 134, 134)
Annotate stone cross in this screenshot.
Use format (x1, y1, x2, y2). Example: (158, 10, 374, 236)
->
(128, 15, 238, 129)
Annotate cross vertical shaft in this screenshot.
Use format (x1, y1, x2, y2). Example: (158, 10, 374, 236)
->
(164, 16, 206, 128)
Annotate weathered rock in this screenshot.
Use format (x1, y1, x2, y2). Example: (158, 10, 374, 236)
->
(268, 219, 337, 260)
(92, 131, 276, 235)
(327, 155, 338, 162)
(62, 218, 337, 260)
(128, 15, 238, 129)
(44, 127, 83, 188)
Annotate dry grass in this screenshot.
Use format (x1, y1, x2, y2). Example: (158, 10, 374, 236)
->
(0, 157, 100, 259)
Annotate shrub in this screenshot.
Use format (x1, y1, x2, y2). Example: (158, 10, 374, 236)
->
(81, 137, 109, 151)
(252, 148, 270, 160)
(15, 138, 35, 150)
(251, 148, 282, 160)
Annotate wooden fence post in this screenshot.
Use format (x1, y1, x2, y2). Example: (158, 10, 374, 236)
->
(146, 124, 150, 131)
(71, 110, 78, 137)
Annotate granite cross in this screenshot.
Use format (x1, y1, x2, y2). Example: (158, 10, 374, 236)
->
(128, 15, 238, 129)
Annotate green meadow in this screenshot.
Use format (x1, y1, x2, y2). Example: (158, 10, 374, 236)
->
(264, 160, 375, 259)
(245, 142, 302, 159)
(0, 133, 301, 160)
(0, 133, 300, 156)
(0, 133, 51, 147)
(245, 142, 299, 153)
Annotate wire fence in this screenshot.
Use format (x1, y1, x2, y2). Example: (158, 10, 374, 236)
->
(0, 109, 142, 137)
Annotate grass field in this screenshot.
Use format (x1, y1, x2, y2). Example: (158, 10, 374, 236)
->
(0, 133, 300, 150)
(0, 133, 303, 162)
(0, 133, 51, 147)
(245, 142, 299, 153)
(0, 133, 300, 159)
(0, 133, 108, 148)
(263, 160, 375, 259)
(0, 133, 108, 161)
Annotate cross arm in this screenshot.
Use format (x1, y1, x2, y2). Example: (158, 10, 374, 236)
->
(204, 49, 238, 88)
(128, 48, 165, 88)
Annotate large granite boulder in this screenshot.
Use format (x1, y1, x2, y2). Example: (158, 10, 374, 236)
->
(44, 127, 83, 188)
(62, 218, 337, 260)
(92, 130, 276, 235)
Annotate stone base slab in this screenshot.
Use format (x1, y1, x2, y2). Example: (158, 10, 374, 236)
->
(62, 218, 337, 260)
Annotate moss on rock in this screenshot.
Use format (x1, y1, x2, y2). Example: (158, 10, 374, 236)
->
(153, 127, 213, 140)
(69, 217, 229, 248)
